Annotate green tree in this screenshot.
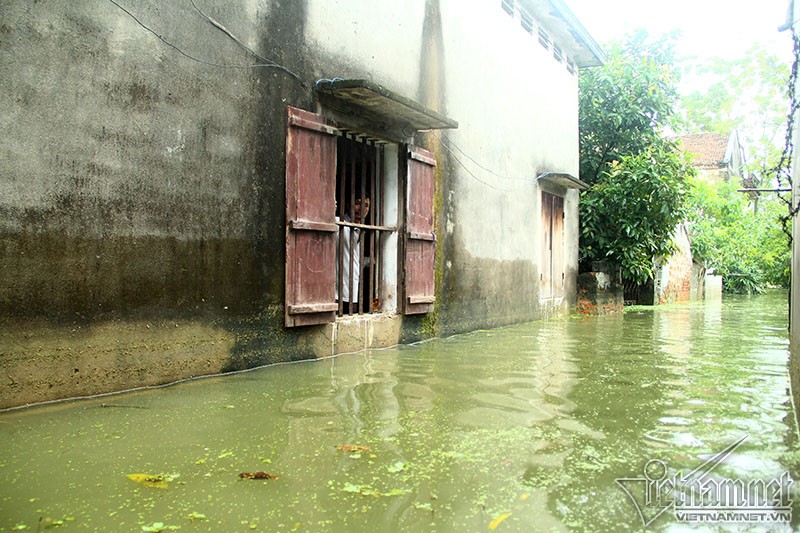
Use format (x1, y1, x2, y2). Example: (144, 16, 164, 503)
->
(679, 46, 790, 178)
(686, 177, 790, 292)
(579, 31, 693, 283)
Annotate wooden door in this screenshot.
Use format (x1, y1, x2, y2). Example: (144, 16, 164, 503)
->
(541, 192, 564, 299)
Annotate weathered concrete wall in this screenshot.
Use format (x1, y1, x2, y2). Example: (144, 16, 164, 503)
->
(690, 263, 706, 301)
(705, 274, 723, 301)
(432, 0, 582, 334)
(1, 0, 596, 408)
(577, 272, 623, 315)
(654, 224, 693, 304)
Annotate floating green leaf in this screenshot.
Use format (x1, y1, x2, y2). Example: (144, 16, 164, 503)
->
(387, 461, 406, 473)
(141, 523, 180, 532)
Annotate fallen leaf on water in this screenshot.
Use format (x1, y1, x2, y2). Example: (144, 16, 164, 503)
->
(239, 472, 280, 480)
(488, 513, 511, 530)
(383, 487, 412, 496)
(39, 517, 65, 529)
(387, 461, 407, 473)
(140, 522, 180, 532)
(141, 522, 180, 532)
(342, 482, 364, 493)
(127, 474, 169, 490)
(341, 483, 411, 497)
(336, 444, 371, 453)
(186, 511, 207, 522)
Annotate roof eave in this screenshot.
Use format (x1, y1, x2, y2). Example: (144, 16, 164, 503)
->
(525, 0, 605, 67)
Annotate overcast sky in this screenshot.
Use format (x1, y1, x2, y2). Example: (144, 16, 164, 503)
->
(566, 0, 794, 86)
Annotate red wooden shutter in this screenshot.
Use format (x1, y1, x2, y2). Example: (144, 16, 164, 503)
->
(285, 107, 338, 327)
(404, 147, 437, 314)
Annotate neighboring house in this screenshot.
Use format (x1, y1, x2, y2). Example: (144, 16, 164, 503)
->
(0, 0, 603, 408)
(625, 131, 748, 305)
(648, 130, 751, 305)
(622, 222, 696, 306)
(679, 130, 748, 185)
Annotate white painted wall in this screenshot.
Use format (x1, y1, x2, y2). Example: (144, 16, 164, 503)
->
(304, 1, 424, 98)
(439, 0, 580, 263)
(304, 0, 590, 318)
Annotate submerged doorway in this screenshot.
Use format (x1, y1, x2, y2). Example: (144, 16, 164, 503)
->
(541, 191, 565, 299)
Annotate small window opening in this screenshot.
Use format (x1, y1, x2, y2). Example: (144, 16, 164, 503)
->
(553, 44, 564, 63)
(501, 0, 515, 16)
(520, 10, 534, 34)
(336, 132, 392, 317)
(538, 28, 550, 50)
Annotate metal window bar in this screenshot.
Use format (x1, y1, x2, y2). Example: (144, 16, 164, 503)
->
(337, 135, 347, 317)
(376, 143, 384, 310)
(348, 133, 357, 315)
(357, 139, 367, 314)
(367, 140, 376, 314)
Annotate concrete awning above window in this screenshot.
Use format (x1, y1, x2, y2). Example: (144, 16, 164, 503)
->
(314, 79, 458, 132)
(537, 172, 588, 190)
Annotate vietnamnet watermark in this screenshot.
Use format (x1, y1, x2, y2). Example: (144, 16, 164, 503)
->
(615, 435, 794, 527)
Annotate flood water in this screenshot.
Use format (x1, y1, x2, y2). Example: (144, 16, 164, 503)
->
(1, 292, 799, 532)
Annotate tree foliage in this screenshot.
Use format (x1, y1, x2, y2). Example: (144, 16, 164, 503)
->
(579, 32, 693, 283)
(677, 45, 793, 293)
(686, 178, 790, 293)
(678, 46, 790, 178)
(580, 146, 691, 284)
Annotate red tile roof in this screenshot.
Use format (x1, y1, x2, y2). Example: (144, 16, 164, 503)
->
(679, 133, 729, 168)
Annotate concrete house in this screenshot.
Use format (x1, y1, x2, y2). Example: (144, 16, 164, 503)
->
(680, 131, 748, 185)
(629, 131, 751, 306)
(0, 0, 603, 409)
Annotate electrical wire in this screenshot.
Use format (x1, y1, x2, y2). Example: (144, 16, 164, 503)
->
(438, 132, 533, 182)
(106, 0, 561, 193)
(188, 0, 306, 86)
(105, 0, 306, 87)
(434, 131, 538, 192)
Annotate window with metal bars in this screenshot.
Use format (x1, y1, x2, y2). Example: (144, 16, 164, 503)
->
(335, 133, 394, 316)
(284, 106, 438, 327)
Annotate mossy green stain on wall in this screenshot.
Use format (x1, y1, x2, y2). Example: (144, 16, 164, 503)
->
(415, 0, 447, 340)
